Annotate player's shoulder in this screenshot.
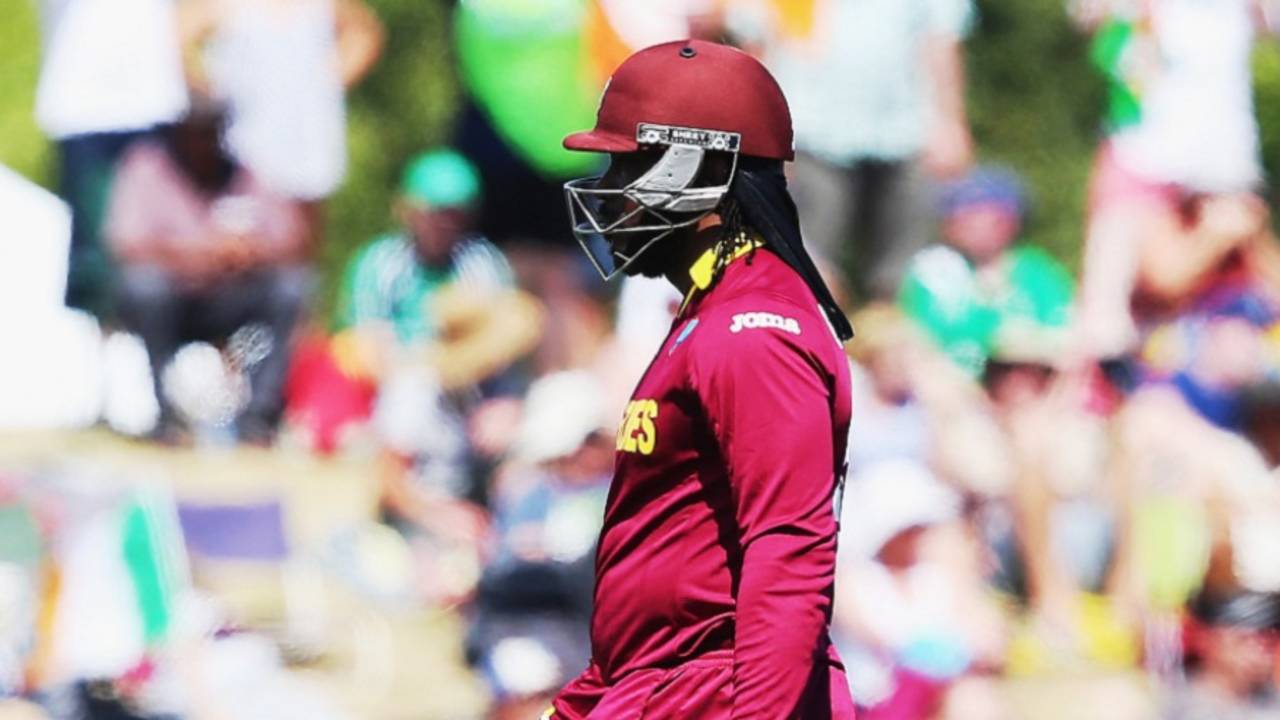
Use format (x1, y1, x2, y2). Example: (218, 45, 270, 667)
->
(683, 297, 846, 400)
(690, 291, 841, 362)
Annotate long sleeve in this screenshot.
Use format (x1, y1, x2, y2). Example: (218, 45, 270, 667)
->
(690, 309, 841, 719)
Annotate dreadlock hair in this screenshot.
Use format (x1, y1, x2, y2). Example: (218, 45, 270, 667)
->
(712, 193, 759, 278)
(717, 157, 854, 341)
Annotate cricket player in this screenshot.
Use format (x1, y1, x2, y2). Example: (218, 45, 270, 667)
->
(548, 40, 857, 719)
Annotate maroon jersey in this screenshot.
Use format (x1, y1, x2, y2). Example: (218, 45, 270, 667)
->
(552, 248, 854, 719)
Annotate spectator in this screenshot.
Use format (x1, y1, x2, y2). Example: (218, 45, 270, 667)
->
(1079, 179, 1280, 625)
(106, 101, 311, 445)
(894, 167, 1136, 657)
(336, 150, 515, 353)
(1166, 590, 1280, 719)
(982, 335, 1123, 662)
(899, 166, 1075, 378)
(329, 149, 542, 485)
(852, 295, 1125, 676)
(847, 304, 1016, 501)
(1071, 0, 1272, 358)
(844, 305, 935, 477)
(1062, 4, 1280, 637)
(743, 0, 975, 299)
(322, 150, 541, 595)
(34, 0, 190, 317)
(1241, 382, 1280, 470)
(1137, 298, 1279, 432)
(466, 371, 612, 719)
(834, 461, 1009, 720)
(179, 0, 383, 224)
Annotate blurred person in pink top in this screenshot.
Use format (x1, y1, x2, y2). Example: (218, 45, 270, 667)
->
(35, 0, 189, 317)
(106, 101, 311, 444)
(179, 0, 384, 242)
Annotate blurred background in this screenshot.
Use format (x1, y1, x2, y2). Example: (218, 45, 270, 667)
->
(5, 0, 1280, 718)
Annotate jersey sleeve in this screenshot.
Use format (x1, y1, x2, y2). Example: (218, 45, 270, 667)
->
(689, 308, 841, 719)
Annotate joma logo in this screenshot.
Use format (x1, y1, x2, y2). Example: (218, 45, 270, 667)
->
(729, 312, 801, 335)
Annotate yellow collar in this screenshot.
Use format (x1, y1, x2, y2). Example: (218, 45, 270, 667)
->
(681, 237, 763, 313)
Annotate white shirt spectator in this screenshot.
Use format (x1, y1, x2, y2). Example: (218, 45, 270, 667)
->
(205, 0, 347, 200)
(752, 0, 973, 163)
(1111, 0, 1261, 193)
(35, 0, 189, 139)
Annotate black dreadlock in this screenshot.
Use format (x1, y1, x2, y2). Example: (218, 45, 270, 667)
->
(715, 157, 854, 341)
(712, 193, 759, 278)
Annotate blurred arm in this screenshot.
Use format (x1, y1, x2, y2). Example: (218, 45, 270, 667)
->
(1136, 195, 1267, 303)
(1243, 231, 1280, 304)
(335, 0, 384, 88)
(106, 153, 162, 265)
(377, 452, 487, 544)
(176, 0, 219, 97)
(1255, 0, 1280, 33)
(1007, 403, 1076, 620)
(246, 193, 310, 264)
(922, 1, 974, 178)
(422, 287, 545, 392)
(106, 147, 200, 273)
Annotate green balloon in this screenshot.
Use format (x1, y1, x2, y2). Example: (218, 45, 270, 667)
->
(456, 0, 604, 179)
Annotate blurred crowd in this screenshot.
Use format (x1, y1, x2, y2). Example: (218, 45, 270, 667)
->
(6, 0, 1280, 718)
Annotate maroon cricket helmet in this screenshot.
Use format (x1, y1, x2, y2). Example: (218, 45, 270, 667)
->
(564, 39, 794, 162)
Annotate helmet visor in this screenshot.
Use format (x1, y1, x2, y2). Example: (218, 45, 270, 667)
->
(563, 148, 737, 281)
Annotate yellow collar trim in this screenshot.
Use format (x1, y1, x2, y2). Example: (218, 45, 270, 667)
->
(681, 237, 763, 312)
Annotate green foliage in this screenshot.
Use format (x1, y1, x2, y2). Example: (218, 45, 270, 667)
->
(0, 0, 51, 182)
(1254, 38, 1280, 215)
(966, 0, 1106, 271)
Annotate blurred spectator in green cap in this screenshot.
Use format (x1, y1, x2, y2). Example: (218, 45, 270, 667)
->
(328, 146, 544, 423)
(336, 148, 514, 347)
(283, 149, 542, 566)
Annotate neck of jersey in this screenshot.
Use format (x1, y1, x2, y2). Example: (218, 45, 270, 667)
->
(679, 235, 764, 315)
